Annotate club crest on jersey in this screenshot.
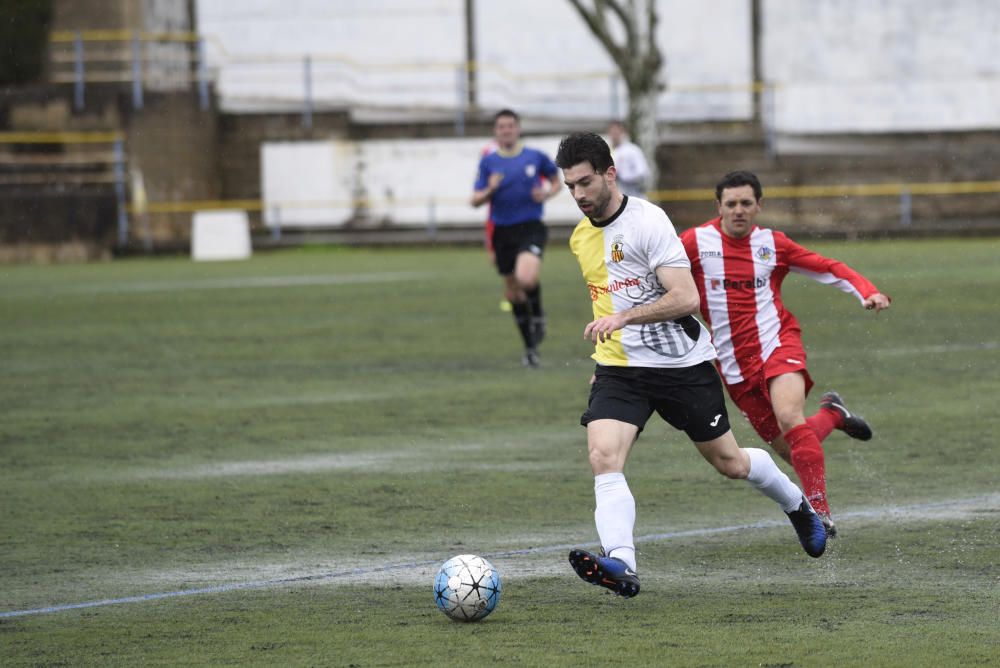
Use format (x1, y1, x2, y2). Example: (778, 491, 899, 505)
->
(756, 245, 774, 262)
(610, 235, 625, 263)
(525, 164, 537, 178)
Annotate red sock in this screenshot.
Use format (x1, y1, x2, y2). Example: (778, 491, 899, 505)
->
(806, 407, 840, 442)
(784, 423, 830, 515)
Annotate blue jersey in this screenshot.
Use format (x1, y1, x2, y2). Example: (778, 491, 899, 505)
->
(474, 145, 559, 227)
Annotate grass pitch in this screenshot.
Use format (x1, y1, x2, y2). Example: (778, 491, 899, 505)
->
(1, 238, 998, 666)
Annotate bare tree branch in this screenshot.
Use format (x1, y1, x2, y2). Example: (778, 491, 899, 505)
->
(566, 0, 629, 75)
(566, 0, 664, 191)
(604, 0, 637, 48)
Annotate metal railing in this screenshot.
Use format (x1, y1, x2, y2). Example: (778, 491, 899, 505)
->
(49, 30, 211, 111)
(0, 131, 129, 245)
(129, 179, 1000, 238)
(46, 30, 760, 135)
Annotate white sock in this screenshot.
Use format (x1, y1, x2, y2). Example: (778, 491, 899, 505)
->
(594, 472, 637, 571)
(744, 447, 803, 513)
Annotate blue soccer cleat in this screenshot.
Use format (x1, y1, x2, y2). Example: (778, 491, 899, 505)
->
(786, 497, 828, 558)
(568, 549, 640, 598)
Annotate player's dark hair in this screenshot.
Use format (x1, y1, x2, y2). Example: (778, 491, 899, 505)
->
(555, 132, 614, 173)
(716, 170, 763, 201)
(494, 108, 519, 124)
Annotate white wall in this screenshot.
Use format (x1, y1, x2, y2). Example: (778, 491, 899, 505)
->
(762, 0, 1000, 132)
(197, 0, 466, 112)
(196, 0, 752, 121)
(196, 0, 1000, 133)
(473, 0, 753, 121)
(262, 136, 584, 228)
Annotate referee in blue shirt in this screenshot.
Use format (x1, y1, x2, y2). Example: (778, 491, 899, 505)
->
(472, 109, 562, 367)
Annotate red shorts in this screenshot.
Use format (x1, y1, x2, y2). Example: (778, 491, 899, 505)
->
(724, 345, 814, 444)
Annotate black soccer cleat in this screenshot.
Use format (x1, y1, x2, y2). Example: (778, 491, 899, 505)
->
(522, 348, 541, 368)
(569, 549, 640, 598)
(786, 497, 828, 558)
(820, 391, 873, 441)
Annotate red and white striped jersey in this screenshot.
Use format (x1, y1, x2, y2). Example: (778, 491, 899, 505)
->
(681, 217, 882, 385)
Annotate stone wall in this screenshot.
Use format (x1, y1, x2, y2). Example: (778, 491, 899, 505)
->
(128, 91, 221, 244)
(658, 131, 1000, 235)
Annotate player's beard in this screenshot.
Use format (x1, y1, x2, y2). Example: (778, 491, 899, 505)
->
(589, 180, 614, 221)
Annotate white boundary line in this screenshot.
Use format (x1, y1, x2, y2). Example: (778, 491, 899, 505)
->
(809, 341, 998, 359)
(4, 271, 434, 297)
(2, 494, 996, 619)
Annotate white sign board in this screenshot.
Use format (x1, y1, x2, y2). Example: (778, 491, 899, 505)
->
(191, 210, 252, 261)
(261, 136, 584, 228)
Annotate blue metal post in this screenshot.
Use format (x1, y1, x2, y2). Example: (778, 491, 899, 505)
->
(113, 139, 128, 246)
(302, 55, 313, 131)
(427, 198, 437, 240)
(900, 188, 912, 226)
(763, 83, 776, 159)
(271, 206, 282, 242)
(196, 38, 209, 110)
(74, 33, 85, 111)
(131, 34, 144, 109)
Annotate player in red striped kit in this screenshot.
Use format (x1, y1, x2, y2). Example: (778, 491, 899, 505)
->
(681, 171, 892, 537)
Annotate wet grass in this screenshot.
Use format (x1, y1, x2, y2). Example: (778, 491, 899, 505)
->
(2, 238, 998, 666)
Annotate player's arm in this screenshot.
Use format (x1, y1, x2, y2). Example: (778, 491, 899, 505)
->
(532, 170, 562, 203)
(545, 170, 563, 199)
(533, 154, 563, 203)
(584, 266, 700, 343)
(782, 235, 891, 310)
(471, 172, 503, 208)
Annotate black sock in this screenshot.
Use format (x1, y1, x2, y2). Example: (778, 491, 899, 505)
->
(526, 284, 543, 319)
(511, 300, 535, 349)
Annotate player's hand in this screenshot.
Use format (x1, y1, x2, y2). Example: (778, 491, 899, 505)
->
(487, 173, 504, 191)
(588, 374, 596, 386)
(531, 184, 549, 203)
(584, 314, 627, 343)
(864, 293, 891, 312)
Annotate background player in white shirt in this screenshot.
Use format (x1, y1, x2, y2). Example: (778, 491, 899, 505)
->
(556, 133, 828, 599)
(682, 170, 892, 537)
(607, 121, 651, 198)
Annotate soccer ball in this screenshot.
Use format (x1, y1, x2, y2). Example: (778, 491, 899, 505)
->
(433, 554, 502, 622)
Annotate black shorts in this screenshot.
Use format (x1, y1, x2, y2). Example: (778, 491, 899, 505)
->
(580, 361, 732, 442)
(492, 221, 547, 276)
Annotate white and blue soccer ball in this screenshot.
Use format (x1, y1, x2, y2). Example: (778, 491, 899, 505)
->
(433, 554, 501, 622)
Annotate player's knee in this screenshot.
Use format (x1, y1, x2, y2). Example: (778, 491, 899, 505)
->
(515, 271, 538, 291)
(713, 455, 750, 480)
(587, 445, 621, 475)
(772, 406, 805, 433)
(775, 415, 800, 434)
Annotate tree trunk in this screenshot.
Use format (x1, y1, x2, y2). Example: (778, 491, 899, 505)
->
(566, 0, 664, 195)
(628, 84, 659, 192)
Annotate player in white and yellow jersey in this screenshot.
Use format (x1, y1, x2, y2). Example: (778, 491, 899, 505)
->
(555, 132, 827, 598)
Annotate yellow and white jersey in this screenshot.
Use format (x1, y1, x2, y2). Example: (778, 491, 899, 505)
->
(569, 196, 717, 368)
